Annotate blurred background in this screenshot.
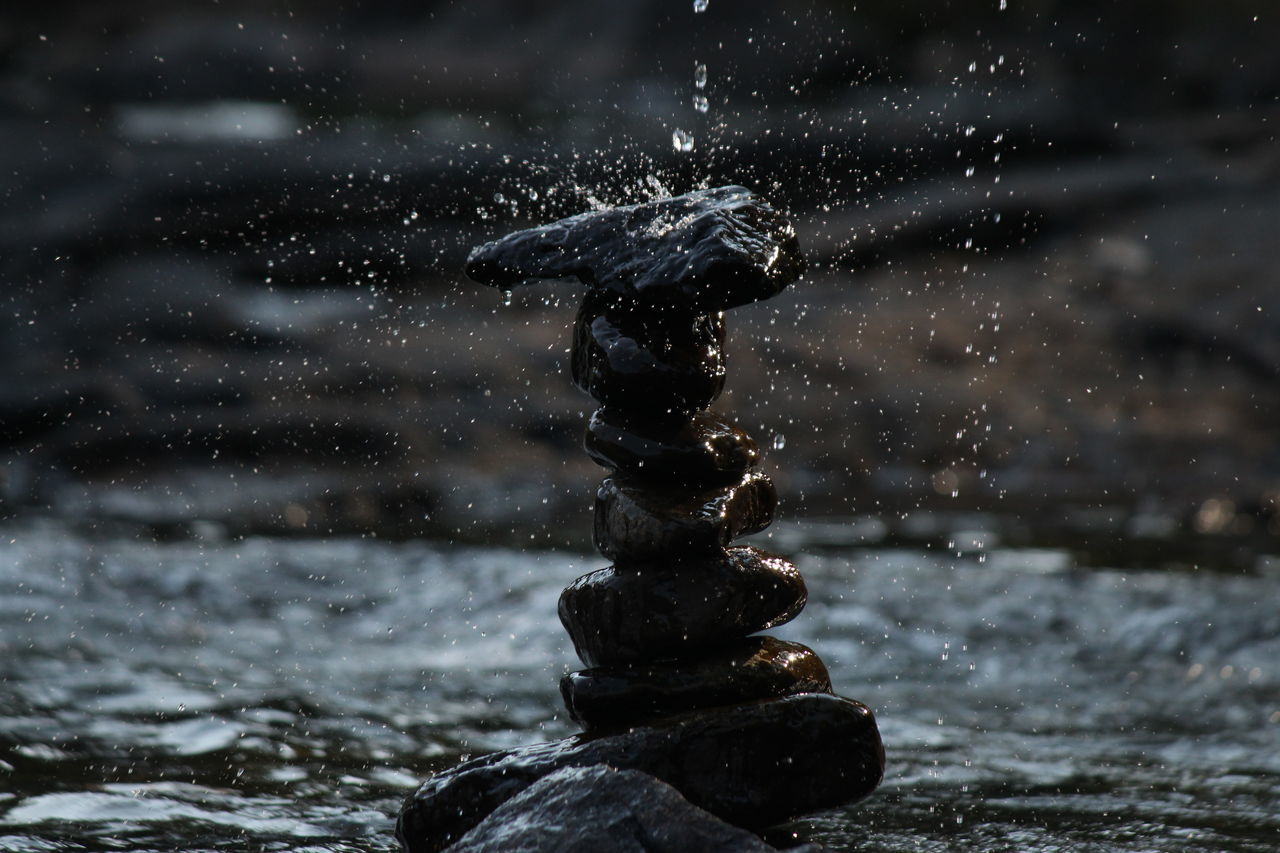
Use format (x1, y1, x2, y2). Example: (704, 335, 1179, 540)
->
(2, 0, 1278, 561)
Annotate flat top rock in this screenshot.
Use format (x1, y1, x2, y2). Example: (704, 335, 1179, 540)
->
(465, 186, 806, 311)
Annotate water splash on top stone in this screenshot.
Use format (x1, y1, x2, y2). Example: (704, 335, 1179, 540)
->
(464, 186, 806, 313)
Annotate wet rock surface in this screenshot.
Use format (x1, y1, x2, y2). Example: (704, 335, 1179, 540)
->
(4, 62, 1277, 543)
(570, 290, 727, 414)
(465, 186, 806, 312)
(557, 547, 807, 667)
(396, 186, 882, 851)
(561, 636, 832, 732)
(398, 693, 884, 853)
(440, 764, 810, 853)
(584, 407, 761, 484)
(593, 470, 777, 563)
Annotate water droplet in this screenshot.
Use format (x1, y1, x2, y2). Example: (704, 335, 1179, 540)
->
(693, 0, 708, 12)
(501, 290, 513, 307)
(671, 128, 695, 152)
(645, 174, 670, 197)
(493, 192, 505, 203)
(772, 433, 786, 450)
(693, 93, 709, 113)
(694, 63, 708, 89)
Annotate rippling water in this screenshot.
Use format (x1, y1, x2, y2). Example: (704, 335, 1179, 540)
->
(2, 521, 1277, 851)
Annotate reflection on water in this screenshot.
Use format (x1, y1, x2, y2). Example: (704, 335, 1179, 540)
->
(1, 522, 1276, 851)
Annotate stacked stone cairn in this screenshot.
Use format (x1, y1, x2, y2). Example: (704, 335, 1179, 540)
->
(397, 187, 884, 852)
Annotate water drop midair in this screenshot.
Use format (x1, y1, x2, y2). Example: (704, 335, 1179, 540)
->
(672, 128, 695, 152)
(693, 0, 708, 12)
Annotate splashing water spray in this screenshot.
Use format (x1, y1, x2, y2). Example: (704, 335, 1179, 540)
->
(396, 188, 884, 851)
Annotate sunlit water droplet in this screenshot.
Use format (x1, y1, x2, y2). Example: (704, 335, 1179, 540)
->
(671, 128, 695, 152)
(694, 63, 708, 89)
(501, 290, 513, 307)
(645, 174, 670, 197)
(693, 0, 708, 12)
(772, 433, 786, 450)
(693, 93, 709, 113)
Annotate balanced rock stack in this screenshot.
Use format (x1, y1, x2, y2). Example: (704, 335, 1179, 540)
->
(397, 187, 883, 852)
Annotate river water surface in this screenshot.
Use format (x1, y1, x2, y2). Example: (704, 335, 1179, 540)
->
(2, 520, 1277, 851)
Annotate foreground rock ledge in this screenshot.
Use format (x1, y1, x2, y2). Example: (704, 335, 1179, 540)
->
(396, 693, 884, 853)
(441, 764, 820, 853)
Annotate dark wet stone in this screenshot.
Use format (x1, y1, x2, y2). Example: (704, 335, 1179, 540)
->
(465, 186, 806, 313)
(584, 407, 761, 485)
(561, 636, 832, 732)
(570, 290, 726, 413)
(397, 693, 883, 853)
(593, 470, 776, 564)
(441, 764, 809, 853)
(558, 546, 805, 668)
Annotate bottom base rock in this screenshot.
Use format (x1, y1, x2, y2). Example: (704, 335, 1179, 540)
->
(441, 764, 821, 853)
(396, 692, 884, 853)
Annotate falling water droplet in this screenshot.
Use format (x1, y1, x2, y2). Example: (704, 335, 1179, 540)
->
(493, 192, 505, 204)
(693, 93, 709, 113)
(672, 128, 695, 152)
(693, 0, 708, 12)
(645, 174, 670, 197)
(772, 433, 787, 450)
(694, 63, 708, 89)
(501, 290, 513, 307)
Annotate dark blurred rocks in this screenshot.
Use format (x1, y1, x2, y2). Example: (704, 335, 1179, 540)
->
(1, 1, 1277, 543)
(397, 693, 883, 853)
